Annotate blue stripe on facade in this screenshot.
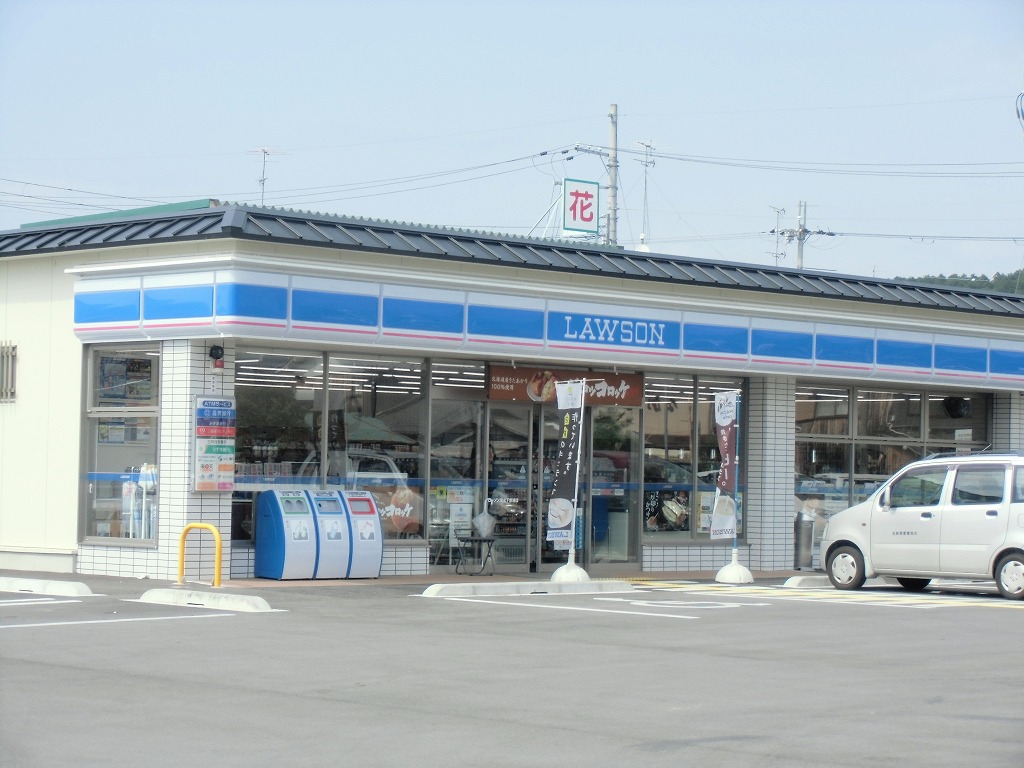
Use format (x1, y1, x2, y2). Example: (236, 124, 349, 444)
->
(751, 329, 813, 359)
(934, 344, 987, 373)
(293, 289, 379, 327)
(382, 297, 464, 333)
(216, 283, 287, 319)
(876, 339, 932, 369)
(468, 305, 544, 339)
(990, 349, 1024, 376)
(815, 334, 874, 364)
(74, 290, 140, 323)
(142, 286, 214, 320)
(683, 323, 749, 355)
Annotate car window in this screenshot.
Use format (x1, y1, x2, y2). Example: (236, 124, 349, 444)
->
(889, 467, 947, 508)
(951, 465, 1006, 505)
(358, 458, 394, 474)
(1013, 467, 1024, 503)
(644, 459, 692, 485)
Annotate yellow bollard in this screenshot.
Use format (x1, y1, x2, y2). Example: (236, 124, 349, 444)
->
(177, 523, 223, 587)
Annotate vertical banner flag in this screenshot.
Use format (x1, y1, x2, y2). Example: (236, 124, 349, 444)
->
(547, 380, 585, 541)
(710, 391, 739, 540)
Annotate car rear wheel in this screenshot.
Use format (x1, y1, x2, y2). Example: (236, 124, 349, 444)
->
(826, 546, 866, 590)
(995, 553, 1024, 600)
(896, 577, 930, 592)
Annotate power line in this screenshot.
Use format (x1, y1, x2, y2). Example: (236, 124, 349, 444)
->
(575, 147, 1024, 179)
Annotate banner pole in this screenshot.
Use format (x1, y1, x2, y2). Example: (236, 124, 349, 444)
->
(715, 391, 753, 584)
(551, 378, 590, 583)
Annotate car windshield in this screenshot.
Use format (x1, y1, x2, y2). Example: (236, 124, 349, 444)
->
(645, 458, 692, 484)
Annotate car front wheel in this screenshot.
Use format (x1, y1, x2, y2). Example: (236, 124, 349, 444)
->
(827, 545, 866, 590)
(995, 553, 1024, 600)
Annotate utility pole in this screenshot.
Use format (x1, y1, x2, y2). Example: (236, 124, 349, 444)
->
(573, 104, 620, 245)
(607, 104, 618, 246)
(774, 201, 835, 269)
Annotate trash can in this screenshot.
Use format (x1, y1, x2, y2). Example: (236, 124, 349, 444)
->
(794, 508, 815, 569)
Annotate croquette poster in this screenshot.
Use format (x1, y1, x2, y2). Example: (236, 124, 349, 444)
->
(487, 365, 643, 406)
(710, 391, 739, 540)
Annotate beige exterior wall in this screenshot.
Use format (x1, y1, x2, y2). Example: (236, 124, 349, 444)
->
(0, 253, 83, 571)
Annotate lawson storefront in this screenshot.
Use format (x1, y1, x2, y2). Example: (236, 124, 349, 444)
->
(1, 200, 1023, 581)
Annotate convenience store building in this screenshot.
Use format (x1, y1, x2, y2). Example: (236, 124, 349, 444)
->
(1, 200, 1022, 581)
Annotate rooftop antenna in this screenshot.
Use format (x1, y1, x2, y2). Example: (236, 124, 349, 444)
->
(607, 104, 618, 246)
(769, 206, 786, 265)
(636, 141, 655, 252)
(246, 147, 284, 206)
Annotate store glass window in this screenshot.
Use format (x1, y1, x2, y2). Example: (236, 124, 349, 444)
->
(327, 355, 425, 539)
(643, 374, 745, 540)
(796, 384, 991, 554)
(856, 390, 922, 439)
(795, 385, 849, 438)
(233, 350, 323, 539)
(427, 361, 486, 565)
(234, 351, 426, 541)
(927, 394, 989, 444)
(84, 347, 160, 541)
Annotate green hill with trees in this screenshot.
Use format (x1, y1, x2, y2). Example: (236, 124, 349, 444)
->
(894, 270, 1024, 295)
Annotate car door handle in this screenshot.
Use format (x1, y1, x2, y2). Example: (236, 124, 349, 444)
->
(986, 509, 999, 517)
(920, 512, 934, 519)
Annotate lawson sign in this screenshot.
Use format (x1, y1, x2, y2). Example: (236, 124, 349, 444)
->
(550, 311, 681, 351)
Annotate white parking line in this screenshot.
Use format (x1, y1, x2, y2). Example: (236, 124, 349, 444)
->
(0, 597, 82, 607)
(444, 596, 700, 619)
(0, 613, 235, 630)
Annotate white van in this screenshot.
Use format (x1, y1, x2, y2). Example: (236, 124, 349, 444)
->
(819, 453, 1024, 599)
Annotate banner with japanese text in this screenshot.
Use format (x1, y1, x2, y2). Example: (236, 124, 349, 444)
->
(710, 391, 739, 540)
(546, 380, 585, 541)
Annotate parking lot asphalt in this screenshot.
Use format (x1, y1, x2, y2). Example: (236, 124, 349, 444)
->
(4, 566, 1020, 768)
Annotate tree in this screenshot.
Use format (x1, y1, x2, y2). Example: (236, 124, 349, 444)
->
(894, 269, 1024, 295)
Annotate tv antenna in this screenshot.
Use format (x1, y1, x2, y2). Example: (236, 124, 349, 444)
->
(769, 206, 786, 265)
(636, 141, 655, 251)
(246, 147, 284, 205)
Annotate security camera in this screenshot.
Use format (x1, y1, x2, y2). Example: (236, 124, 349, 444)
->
(209, 345, 224, 360)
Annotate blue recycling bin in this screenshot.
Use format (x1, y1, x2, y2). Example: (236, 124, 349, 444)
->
(339, 491, 383, 578)
(254, 490, 317, 579)
(306, 490, 351, 579)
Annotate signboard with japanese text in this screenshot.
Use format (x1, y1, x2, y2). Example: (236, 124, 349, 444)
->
(546, 380, 585, 541)
(710, 391, 739, 540)
(193, 395, 236, 492)
(487, 365, 643, 407)
(563, 178, 600, 235)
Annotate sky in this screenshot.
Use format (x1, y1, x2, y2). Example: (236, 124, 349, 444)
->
(1, 0, 1023, 282)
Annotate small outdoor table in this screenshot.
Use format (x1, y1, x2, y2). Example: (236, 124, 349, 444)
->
(454, 536, 496, 576)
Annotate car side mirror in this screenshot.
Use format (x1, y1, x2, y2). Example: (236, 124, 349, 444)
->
(879, 488, 891, 509)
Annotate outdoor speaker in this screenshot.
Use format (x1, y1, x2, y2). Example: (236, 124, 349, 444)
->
(943, 396, 971, 419)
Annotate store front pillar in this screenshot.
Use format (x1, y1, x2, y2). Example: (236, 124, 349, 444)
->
(743, 376, 797, 571)
(155, 339, 235, 583)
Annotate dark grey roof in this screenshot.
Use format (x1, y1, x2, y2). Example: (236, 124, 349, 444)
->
(3, 201, 1024, 319)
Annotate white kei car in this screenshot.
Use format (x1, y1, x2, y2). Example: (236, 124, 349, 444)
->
(819, 453, 1024, 600)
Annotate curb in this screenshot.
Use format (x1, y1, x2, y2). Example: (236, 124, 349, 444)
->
(421, 580, 637, 598)
(0, 577, 94, 597)
(782, 574, 832, 588)
(138, 588, 276, 612)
